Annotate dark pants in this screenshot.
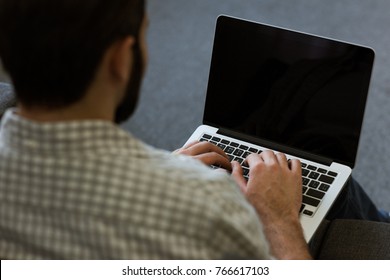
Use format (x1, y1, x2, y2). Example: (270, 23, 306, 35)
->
(326, 177, 388, 222)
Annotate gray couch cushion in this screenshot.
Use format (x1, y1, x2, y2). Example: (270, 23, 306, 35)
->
(0, 82, 16, 117)
(316, 219, 390, 259)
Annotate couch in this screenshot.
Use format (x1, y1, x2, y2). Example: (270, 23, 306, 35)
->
(1, 82, 389, 259)
(0, 82, 16, 118)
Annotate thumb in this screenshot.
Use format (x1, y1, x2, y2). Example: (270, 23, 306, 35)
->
(231, 161, 247, 193)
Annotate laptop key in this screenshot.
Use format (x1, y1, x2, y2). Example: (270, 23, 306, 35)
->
(239, 145, 249, 150)
(230, 142, 239, 147)
(303, 210, 314, 216)
(202, 134, 212, 139)
(211, 137, 221, 142)
(249, 147, 258, 153)
(221, 139, 230, 145)
(307, 189, 325, 199)
(302, 169, 310, 177)
(318, 168, 327, 174)
(318, 174, 335, 184)
(224, 146, 235, 154)
(243, 151, 251, 158)
(309, 180, 320, 189)
(308, 171, 320, 180)
(328, 171, 338, 177)
(302, 195, 320, 207)
(319, 183, 330, 192)
(217, 144, 226, 150)
(307, 165, 317, 171)
(233, 149, 244, 157)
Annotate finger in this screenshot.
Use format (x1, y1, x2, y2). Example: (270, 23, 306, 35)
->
(173, 141, 199, 154)
(245, 153, 263, 167)
(289, 159, 302, 174)
(231, 161, 247, 193)
(195, 152, 232, 171)
(259, 150, 278, 165)
(187, 141, 228, 159)
(275, 153, 289, 169)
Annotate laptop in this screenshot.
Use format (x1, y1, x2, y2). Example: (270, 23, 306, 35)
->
(185, 15, 375, 242)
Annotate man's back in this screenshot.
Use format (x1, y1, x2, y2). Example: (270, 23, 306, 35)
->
(0, 109, 269, 259)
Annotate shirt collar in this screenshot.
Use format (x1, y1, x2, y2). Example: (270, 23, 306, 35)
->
(0, 108, 141, 155)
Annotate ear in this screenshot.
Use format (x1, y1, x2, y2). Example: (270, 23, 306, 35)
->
(109, 36, 136, 83)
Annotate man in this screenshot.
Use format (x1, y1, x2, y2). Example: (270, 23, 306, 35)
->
(0, 0, 312, 259)
(1, 0, 388, 260)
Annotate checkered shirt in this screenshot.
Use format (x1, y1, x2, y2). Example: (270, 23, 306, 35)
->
(0, 109, 271, 259)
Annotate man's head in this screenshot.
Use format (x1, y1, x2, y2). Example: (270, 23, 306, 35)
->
(0, 0, 146, 123)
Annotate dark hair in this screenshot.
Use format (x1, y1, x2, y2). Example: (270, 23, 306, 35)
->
(0, 0, 145, 108)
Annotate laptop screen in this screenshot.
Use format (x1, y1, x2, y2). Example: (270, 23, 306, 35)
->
(203, 16, 374, 167)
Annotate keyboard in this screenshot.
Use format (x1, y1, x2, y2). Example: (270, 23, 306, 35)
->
(199, 133, 339, 217)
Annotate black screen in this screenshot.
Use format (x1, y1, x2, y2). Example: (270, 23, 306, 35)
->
(203, 16, 374, 167)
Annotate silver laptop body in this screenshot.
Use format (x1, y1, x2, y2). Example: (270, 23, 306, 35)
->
(185, 15, 375, 242)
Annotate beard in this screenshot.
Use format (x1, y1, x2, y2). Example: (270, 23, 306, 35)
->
(114, 41, 144, 124)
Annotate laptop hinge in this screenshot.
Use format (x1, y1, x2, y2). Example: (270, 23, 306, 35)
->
(218, 128, 333, 166)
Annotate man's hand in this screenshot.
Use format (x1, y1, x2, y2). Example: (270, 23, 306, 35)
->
(231, 150, 312, 259)
(173, 141, 231, 171)
(232, 150, 302, 223)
